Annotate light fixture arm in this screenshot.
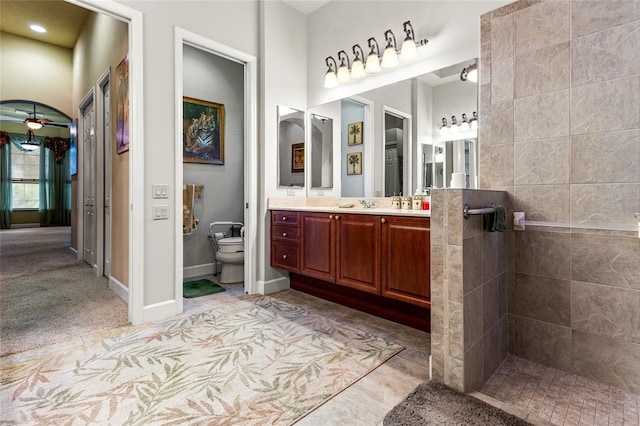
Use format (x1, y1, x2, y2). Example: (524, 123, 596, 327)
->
(402, 21, 415, 42)
(325, 56, 337, 73)
(384, 29, 397, 51)
(367, 37, 380, 57)
(352, 44, 365, 62)
(337, 50, 350, 68)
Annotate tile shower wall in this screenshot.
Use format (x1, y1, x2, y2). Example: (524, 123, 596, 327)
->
(431, 189, 507, 392)
(480, 0, 640, 394)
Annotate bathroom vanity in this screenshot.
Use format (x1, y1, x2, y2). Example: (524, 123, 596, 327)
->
(270, 203, 431, 331)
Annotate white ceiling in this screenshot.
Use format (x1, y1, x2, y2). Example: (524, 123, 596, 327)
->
(282, 0, 331, 15)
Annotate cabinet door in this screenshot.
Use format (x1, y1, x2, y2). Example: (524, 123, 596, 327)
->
(300, 212, 335, 282)
(381, 216, 430, 307)
(335, 214, 380, 294)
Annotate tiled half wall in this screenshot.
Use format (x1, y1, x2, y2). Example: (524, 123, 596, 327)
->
(431, 189, 508, 392)
(479, 0, 640, 394)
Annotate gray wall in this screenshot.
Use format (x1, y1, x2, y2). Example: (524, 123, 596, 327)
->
(341, 99, 365, 197)
(480, 0, 640, 394)
(183, 45, 244, 269)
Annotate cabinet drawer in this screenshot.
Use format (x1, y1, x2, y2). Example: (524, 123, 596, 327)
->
(272, 211, 300, 226)
(271, 242, 299, 272)
(272, 225, 300, 243)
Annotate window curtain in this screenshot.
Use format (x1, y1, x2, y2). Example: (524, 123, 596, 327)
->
(39, 146, 71, 226)
(0, 132, 11, 229)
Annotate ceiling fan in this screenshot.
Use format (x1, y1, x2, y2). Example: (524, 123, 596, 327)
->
(22, 104, 69, 130)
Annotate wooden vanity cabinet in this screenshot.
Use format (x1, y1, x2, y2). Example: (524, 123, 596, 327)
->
(335, 214, 381, 294)
(270, 211, 300, 272)
(381, 216, 430, 308)
(300, 212, 335, 281)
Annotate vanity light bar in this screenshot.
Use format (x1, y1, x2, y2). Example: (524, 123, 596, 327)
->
(324, 21, 428, 89)
(439, 112, 477, 135)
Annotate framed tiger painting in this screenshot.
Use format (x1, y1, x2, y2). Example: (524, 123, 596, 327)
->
(183, 97, 225, 165)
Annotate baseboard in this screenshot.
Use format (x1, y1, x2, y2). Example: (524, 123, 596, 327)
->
(142, 300, 177, 323)
(11, 223, 39, 228)
(183, 262, 217, 279)
(109, 276, 129, 303)
(256, 276, 290, 295)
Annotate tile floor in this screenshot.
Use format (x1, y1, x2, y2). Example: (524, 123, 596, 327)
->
(481, 355, 640, 426)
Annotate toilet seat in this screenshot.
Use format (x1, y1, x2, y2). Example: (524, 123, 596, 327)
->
(217, 237, 244, 253)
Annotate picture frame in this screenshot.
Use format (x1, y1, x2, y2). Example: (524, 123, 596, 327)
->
(347, 121, 363, 146)
(115, 54, 129, 154)
(291, 142, 304, 173)
(347, 151, 362, 175)
(69, 119, 78, 175)
(183, 96, 225, 165)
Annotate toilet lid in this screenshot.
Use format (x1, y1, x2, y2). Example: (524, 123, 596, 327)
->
(218, 237, 243, 246)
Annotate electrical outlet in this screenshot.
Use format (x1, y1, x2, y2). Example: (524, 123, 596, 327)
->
(287, 189, 295, 196)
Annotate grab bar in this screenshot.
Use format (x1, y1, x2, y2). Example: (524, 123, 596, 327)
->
(463, 203, 495, 219)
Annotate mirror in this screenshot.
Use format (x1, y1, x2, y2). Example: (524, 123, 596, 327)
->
(307, 58, 478, 196)
(310, 113, 333, 189)
(278, 106, 305, 188)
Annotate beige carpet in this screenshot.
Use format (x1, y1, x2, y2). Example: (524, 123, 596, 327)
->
(0, 227, 128, 357)
(1, 295, 403, 425)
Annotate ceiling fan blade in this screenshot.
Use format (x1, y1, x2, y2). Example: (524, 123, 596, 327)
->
(43, 122, 70, 128)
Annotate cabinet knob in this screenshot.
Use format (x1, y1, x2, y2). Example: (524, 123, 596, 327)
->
(335, 215, 340, 220)
(282, 254, 288, 259)
(282, 216, 287, 221)
(329, 215, 333, 220)
(282, 232, 287, 237)
(381, 218, 386, 223)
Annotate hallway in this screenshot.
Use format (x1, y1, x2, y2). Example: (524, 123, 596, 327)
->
(0, 226, 128, 357)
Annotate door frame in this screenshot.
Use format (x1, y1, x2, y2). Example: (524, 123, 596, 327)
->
(95, 67, 110, 278)
(174, 28, 258, 314)
(77, 88, 95, 268)
(381, 105, 412, 197)
(68, 0, 144, 324)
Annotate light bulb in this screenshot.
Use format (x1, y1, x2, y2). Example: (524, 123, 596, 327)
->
(351, 59, 365, 79)
(324, 71, 337, 88)
(381, 46, 398, 68)
(467, 68, 478, 83)
(337, 64, 351, 84)
(365, 54, 381, 74)
(399, 38, 418, 62)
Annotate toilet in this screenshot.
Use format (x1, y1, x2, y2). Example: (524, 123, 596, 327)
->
(209, 222, 245, 284)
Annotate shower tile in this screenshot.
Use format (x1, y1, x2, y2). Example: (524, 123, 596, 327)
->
(514, 137, 570, 185)
(515, 230, 570, 280)
(483, 277, 499, 333)
(514, 89, 569, 142)
(570, 183, 640, 227)
(464, 287, 484, 349)
(571, 75, 640, 135)
(491, 14, 514, 61)
(515, 0, 570, 55)
(515, 42, 570, 98)
(572, 20, 640, 87)
(572, 281, 640, 344)
(571, 0, 640, 38)
(571, 129, 640, 184)
(513, 184, 570, 223)
(514, 316, 572, 371)
(571, 233, 640, 290)
(490, 101, 514, 146)
(490, 144, 514, 187)
(514, 273, 571, 327)
(491, 57, 514, 103)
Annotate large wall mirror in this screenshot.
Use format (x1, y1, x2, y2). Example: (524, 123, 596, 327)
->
(306, 58, 478, 196)
(277, 106, 305, 188)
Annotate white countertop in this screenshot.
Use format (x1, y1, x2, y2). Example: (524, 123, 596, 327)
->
(268, 197, 431, 218)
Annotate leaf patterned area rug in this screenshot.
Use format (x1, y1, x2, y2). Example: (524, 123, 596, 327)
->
(0, 296, 403, 425)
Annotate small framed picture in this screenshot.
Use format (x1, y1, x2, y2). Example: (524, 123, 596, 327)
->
(347, 151, 362, 175)
(348, 121, 363, 146)
(292, 142, 304, 172)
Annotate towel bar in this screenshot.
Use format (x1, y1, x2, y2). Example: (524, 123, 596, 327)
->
(463, 203, 495, 219)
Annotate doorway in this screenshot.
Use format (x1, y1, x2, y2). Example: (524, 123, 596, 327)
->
(174, 30, 258, 314)
(383, 107, 411, 197)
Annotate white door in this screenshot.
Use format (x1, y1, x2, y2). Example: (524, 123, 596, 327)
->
(83, 100, 95, 267)
(103, 83, 112, 277)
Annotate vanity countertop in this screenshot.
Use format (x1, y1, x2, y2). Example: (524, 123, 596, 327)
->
(268, 197, 431, 218)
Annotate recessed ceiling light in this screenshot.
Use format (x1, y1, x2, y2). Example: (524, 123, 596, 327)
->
(30, 24, 47, 33)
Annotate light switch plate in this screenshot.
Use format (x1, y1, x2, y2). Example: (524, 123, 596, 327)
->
(153, 205, 169, 220)
(152, 184, 169, 199)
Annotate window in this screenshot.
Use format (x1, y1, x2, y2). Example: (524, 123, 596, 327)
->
(11, 144, 40, 209)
